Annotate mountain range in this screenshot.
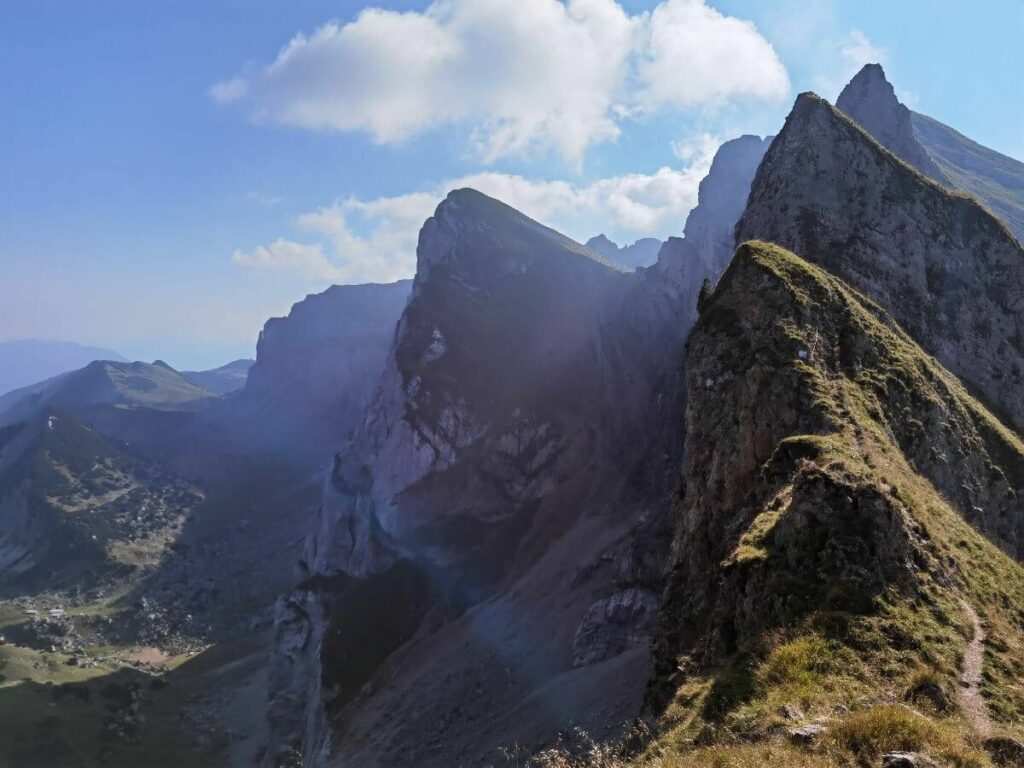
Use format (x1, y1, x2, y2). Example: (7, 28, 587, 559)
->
(0, 63, 1021, 768)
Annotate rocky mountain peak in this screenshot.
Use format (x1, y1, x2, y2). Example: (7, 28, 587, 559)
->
(417, 188, 622, 285)
(737, 90, 1024, 432)
(836, 63, 946, 181)
(585, 234, 662, 269)
(585, 233, 616, 251)
(648, 133, 770, 323)
(683, 134, 773, 244)
(231, 279, 411, 459)
(650, 240, 1024, 739)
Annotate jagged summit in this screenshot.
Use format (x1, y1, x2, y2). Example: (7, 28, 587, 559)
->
(836, 63, 946, 182)
(425, 188, 625, 274)
(737, 90, 1024, 432)
(585, 234, 662, 269)
(649, 133, 771, 322)
(834, 64, 1024, 243)
(268, 188, 689, 765)
(585, 233, 616, 251)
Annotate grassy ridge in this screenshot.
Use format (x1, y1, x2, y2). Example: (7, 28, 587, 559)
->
(537, 242, 1024, 767)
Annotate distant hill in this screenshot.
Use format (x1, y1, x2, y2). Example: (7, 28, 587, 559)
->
(0, 339, 126, 396)
(584, 234, 662, 269)
(181, 358, 253, 394)
(0, 359, 216, 429)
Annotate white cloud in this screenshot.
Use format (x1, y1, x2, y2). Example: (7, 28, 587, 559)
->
(212, 0, 787, 163)
(231, 239, 347, 282)
(814, 28, 887, 99)
(635, 0, 789, 112)
(900, 90, 920, 108)
(840, 29, 885, 70)
(230, 139, 721, 284)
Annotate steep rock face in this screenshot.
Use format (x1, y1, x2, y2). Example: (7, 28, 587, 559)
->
(835, 63, 1024, 242)
(267, 189, 693, 766)
(585, 234, 663, 269)
(654, 134, 772, 324)
(736, 93, 1024, 432)
(309, 190, 627, 577)
(836, 64, 947, 182)
(650, 243, 1024, 742)
(232, 280, 411, 456)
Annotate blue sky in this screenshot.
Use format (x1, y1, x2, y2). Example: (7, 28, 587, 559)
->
(2, 0, 1021, 369)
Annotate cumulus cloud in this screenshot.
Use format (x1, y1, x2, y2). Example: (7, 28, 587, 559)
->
(212, 0, 787, 163)
(635, 1, 789, 112)
(840, 29, 886, 70)
(230, 138, 720, 284)
(815, 28, 888, 98)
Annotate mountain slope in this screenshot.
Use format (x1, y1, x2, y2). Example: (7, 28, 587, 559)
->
(645, 241, 1024, 766)
(736, 92, 1024, 433)
(911, 111, 1024, 242)
(0, 408, 203, 585)
(0, 360, 215, 430)
(0, 339, 126, 397)
(835, 63, 1024, 242)
(181, 358, 253, 394)
(266, 189, 691, 767)
(217, 280, 411, 461)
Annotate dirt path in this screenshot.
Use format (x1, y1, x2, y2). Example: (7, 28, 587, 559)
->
(958, 600, 994, 738)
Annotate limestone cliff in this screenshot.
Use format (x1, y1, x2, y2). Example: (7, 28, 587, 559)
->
(836, 63, 947, 183)
(231, 279, 411, 459)
(834, 63, 1024, 242)
(736, 92, 1024, 432)
(654, 134, 771, 324)
(265, 189, 693, 766)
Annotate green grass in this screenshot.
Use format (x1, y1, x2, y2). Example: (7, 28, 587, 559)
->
(0, 635, 263, 768)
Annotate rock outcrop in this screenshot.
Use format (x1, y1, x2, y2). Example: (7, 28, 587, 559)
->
(835, 63, 1024, 242)
(736, 92, 1024, 432)
(265, 189, 694, 766)
(650, 242, 1024, 746)
(229, 280, 411, 459)
(585, 235, 663, 269)
(654, 134, 772, 324)
(836, 63, 947, 182)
